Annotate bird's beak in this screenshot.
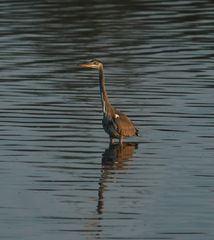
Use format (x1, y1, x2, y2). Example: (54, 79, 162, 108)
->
(79, 63, 92, 68)
(80, 62, 98, 69)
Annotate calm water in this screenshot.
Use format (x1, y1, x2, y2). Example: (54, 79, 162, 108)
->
(0, 0, 214, 239)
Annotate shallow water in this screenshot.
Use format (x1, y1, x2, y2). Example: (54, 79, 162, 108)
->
(0, 0, 214, 239)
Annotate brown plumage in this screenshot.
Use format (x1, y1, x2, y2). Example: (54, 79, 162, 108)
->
(80, 59, 138, 144)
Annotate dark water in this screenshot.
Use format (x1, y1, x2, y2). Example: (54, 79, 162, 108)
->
(0, 0, 214, 239)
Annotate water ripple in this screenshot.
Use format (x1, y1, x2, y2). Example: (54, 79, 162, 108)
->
(0, 0, 214, 240)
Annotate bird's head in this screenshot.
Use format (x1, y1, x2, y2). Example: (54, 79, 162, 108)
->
(80, 59, 103, 70)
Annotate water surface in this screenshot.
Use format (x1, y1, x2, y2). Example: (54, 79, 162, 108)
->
(0, 0, 214, 240)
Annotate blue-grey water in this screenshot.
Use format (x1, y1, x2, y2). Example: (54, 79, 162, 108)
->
(0, 1, 214, 240)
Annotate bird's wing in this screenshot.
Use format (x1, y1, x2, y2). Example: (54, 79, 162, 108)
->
(112, 109, 138, 137)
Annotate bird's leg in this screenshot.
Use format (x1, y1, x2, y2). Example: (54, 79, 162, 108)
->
(119, 136, 123, 145)
(110, 137, 115, 145)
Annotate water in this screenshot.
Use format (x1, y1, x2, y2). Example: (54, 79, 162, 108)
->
(0, 0, 213, 239)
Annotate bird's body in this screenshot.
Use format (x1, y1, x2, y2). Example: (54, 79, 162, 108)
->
(80, 59, 138, 144)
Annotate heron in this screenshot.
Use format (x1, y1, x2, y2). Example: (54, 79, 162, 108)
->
(80, 59, 138, 144)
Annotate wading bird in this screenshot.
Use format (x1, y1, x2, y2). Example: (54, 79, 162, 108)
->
(80, 59, 138, 144)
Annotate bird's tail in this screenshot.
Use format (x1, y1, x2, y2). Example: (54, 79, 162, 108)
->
(135, 128, 139, 136)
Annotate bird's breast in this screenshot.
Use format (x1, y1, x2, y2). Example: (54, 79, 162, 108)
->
(102, 114, 120, 138)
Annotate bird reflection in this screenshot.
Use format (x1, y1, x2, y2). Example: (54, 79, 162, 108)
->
(97, 143, 138, 214)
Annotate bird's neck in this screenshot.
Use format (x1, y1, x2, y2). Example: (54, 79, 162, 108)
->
(99, 67, 111, 113)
